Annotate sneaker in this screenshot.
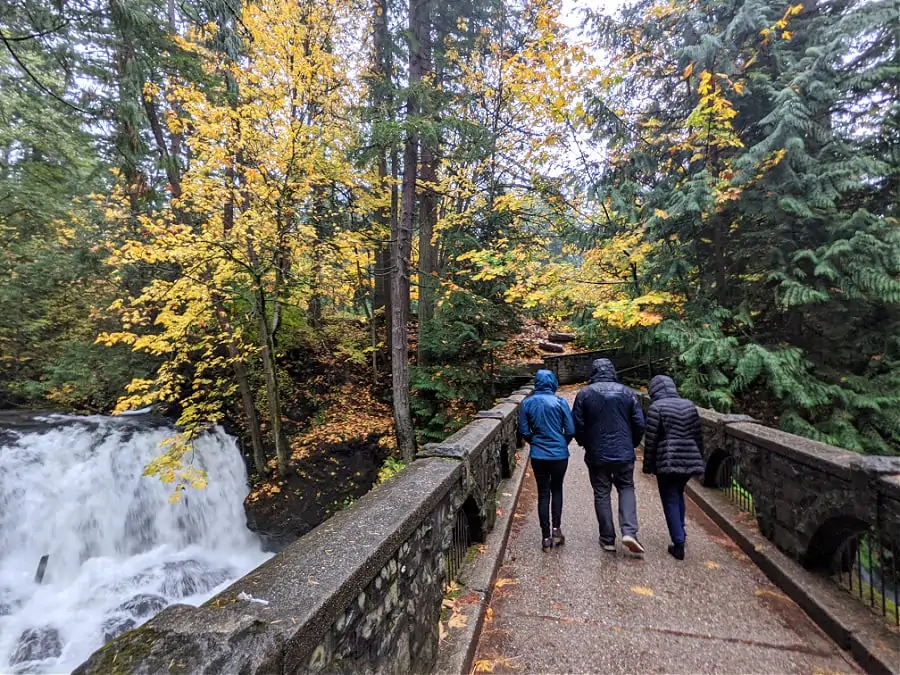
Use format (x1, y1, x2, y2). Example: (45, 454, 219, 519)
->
(667, 543, 685, 560)
(552, 527, 565, 546)
(622, 535, 645, 556)
(541, 537, 554, 550)
(600, 540, 617, 552)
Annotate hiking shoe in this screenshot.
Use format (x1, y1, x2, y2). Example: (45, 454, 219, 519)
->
(600, 540, 617, 552)
(622, 535, 645, 556)
(541, 537, 554, 550)
(552, 528, 565, 546)
(668, 544, 685, 560)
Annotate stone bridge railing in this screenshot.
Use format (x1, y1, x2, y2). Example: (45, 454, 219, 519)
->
(75, 386, 533, 675)
(690, 407, 900, 570)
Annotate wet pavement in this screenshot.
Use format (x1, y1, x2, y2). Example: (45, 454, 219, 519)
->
(472, 391, 859, 674)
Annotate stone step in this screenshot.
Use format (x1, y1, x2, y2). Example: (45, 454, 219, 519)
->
(538, 341, 565, 353)
(548, 332, 576, 343)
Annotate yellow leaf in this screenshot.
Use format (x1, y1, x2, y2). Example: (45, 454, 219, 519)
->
(653, 208, 669, 219)
(782, 31, 793, 40)
(631, 586, 654, 597)
(473, 660, 495, 673)
(733, 81, 745, 95)
(705, 561, 720, 569)
(682, 62, 694, 79)
(448, 612, 468, 629)
(495, 578, 517, 588)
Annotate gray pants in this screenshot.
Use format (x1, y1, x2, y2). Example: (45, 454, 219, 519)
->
(588, 462, 638, 544)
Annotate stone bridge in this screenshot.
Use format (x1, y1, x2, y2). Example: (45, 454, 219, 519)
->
(79, 352, 900, 674)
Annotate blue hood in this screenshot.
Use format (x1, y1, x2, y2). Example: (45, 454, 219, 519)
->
(534, 369, 559, 393)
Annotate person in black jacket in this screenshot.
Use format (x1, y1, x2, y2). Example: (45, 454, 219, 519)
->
(573, 359, 646, 555)
(642, 375, 706, 560)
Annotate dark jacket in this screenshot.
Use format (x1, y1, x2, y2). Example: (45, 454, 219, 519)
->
(642, 375, 706, 476)
(519, 370, 575, 461)
(572, 359, 645, 465)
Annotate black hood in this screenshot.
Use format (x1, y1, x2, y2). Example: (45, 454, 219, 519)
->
(589, 358, 618, 384)
(649, 375, 679, 401)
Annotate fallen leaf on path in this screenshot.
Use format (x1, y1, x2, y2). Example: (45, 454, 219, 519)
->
(550, 603, 566, 610)
(448, 612, 468, 629)
(472, 660, 495, 673)
(485, 607, 494, 622)
(754, 588, 788, 601)
(611, 625, 623, 632)
(631, 586, 654, 597)
(457, 591, 481, 606)
(730, 549, 750, 562)
(495, 578, 517, 588)
(705, 561, 720, 569)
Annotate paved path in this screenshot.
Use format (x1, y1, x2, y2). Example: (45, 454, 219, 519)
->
(473, 391, 858, 674)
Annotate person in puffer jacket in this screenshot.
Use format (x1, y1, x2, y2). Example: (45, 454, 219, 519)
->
(573, 359, 646, 555)
(519, 370, 575, 550)
(642, 374, 706, 560)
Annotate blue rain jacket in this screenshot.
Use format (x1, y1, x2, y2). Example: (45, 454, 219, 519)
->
(519, 370, 575, 460)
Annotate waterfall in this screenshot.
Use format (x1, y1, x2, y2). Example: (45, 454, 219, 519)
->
(0, 412, 271, 673)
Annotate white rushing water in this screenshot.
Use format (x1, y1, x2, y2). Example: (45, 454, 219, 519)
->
(0, 414, 271, 673)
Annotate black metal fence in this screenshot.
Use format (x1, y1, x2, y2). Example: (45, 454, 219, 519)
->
(445, 506, 471, 584)
(831, 530, 900, 627)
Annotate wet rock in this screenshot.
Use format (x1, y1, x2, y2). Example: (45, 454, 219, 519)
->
(102, 616, 137, 644)
(116, 593, 168, 618)
(10, 627, 62, 665)
(160, 560, 231, 598)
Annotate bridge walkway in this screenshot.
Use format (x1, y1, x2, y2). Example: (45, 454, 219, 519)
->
(472, 391, 859, 674)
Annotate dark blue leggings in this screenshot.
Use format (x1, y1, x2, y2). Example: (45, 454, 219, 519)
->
(657, 474, 690, 545)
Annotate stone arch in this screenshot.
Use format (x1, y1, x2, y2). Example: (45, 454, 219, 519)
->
(462, 496, 485, 544)
(703, 449, 730, 488)
(803, 514, 871, 570)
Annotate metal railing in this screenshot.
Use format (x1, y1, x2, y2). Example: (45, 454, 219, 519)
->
(715, 454, 755, 516)
(444, 506, 471, 584)
(831, 531, 899, 627)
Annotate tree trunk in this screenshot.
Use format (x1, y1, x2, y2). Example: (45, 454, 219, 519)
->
(372, 0, 394, 360)
(224, 329, 267, 477)
(417, 11, 439, 366)
(391, 0, 428, 462)
(109, 0, 143, 214)
(256, 290, 289, 476)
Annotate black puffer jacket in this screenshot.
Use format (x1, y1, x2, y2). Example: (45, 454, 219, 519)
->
(642, 375, 706, 476)
(573, 359, 645, 465)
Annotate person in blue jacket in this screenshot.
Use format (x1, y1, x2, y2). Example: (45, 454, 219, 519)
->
(519, 369, 576, 550)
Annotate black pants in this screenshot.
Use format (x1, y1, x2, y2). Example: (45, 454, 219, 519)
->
(531, 458, 568, 538)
